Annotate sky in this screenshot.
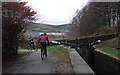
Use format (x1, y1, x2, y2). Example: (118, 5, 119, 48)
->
(20, 0, 89, 25)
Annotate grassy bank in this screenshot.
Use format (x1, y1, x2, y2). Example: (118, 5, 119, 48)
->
(47, 45, 69, 57)
(95, 37, 120, 57)
(47, 45, 74, 73)
(100, 47, 120, 57)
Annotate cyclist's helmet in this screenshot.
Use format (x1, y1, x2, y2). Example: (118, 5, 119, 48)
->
(41, 34, 43, 36)
(44, 33, 47, 35)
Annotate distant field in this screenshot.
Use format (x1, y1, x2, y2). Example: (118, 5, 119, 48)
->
(26, 23, 71, 33)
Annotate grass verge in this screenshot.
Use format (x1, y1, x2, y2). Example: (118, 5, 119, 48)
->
(99, 47, 120, 57)
(47, 45, 75, 73)
(95, 38, 120, 57)
(47, 45, 69, 57)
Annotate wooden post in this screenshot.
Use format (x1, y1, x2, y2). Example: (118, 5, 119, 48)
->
(75, 38, 78, 49)
(76, 38, 78, 44)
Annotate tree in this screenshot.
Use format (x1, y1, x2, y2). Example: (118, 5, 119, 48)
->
(69, 2, 120, 37)
(2, 1, 37, 59)
(69, 2, 104, 37)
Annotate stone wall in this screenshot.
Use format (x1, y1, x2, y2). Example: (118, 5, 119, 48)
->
(76, 48, 120, 74)
(94, 49, 120, 74)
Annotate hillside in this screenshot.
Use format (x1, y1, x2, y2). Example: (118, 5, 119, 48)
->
(95, 37, 120, 57)
(96, 37, 118, 49)
(26, 23, 71, 33)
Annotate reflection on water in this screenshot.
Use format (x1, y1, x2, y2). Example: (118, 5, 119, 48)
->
(39, 32, 65, 35)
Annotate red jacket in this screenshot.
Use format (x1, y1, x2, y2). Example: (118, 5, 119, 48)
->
(38, 35, 49, 42)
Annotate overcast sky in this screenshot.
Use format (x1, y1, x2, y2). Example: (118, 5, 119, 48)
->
(1, 0, 119, 25)
(20, 0, 88, 25)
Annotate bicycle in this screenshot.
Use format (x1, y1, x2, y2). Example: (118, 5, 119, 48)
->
(40, 42, 49, 60)
(27, 42, 38, 52)
(41, 47, 45, 60)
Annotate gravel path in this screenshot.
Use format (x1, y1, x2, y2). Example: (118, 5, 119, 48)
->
(3, 50, 59, 73)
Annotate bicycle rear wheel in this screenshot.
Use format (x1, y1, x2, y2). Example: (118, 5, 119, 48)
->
(41, 49, 45, 60)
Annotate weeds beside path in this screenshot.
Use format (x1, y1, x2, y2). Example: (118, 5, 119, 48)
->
(95, 38, 120, 57)
(48, 45, 75, 73)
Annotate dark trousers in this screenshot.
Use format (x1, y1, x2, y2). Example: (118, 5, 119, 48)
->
(31, 42, 35, 49)
(40, 42, 47, 55)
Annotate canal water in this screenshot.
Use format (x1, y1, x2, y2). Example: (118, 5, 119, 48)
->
(24, 32, 65, 37)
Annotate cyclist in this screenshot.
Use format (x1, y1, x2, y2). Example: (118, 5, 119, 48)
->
(31, 36, 35, 49)
(27, 36, 31, 47)
(38, 33, 49, 57)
